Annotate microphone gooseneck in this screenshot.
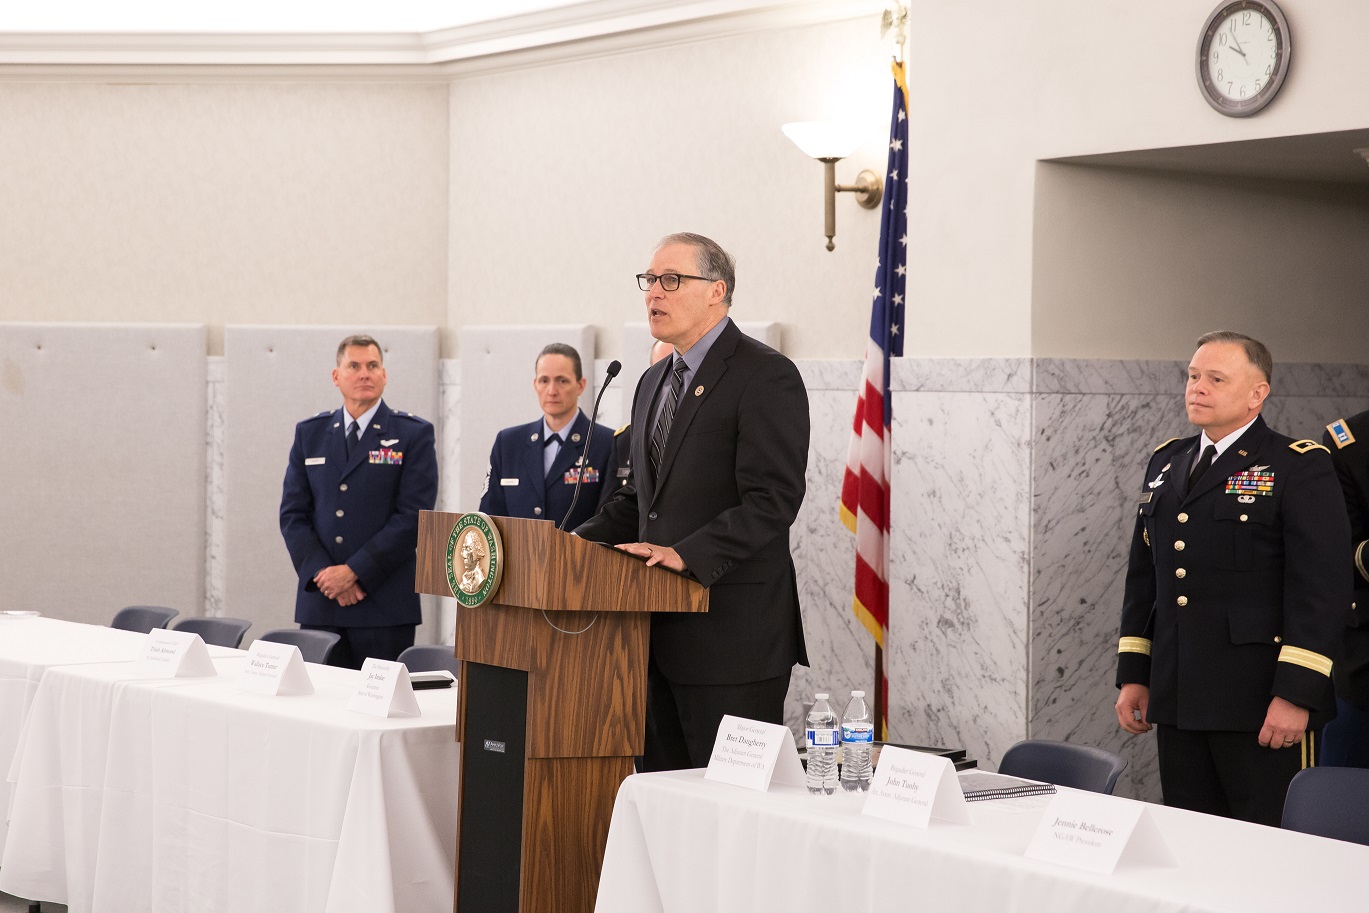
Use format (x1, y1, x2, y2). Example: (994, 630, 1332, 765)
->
(559, 360, 622, 530)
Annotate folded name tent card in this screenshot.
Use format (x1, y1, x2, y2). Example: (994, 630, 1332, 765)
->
(135, 628, 217, 679)
(237, 639, 315, 696)
(862, 745, 973, 828)
(704, 715, 806, 791)
(1025, 790, 1177, 874)
(347, 657, 421, 718)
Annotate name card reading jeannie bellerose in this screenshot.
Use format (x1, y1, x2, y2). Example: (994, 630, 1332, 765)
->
(1024, 790, 1176, 874)
(861, 746, 972, 828)
(135, 629, 217, 679)
(703, 715, 806, 791)
(346, 658, 421, 718)
(236, 640, 315, 696)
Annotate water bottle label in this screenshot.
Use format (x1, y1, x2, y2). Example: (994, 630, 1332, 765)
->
(841, 724, 874, 743)
(806, 728, 839, 747)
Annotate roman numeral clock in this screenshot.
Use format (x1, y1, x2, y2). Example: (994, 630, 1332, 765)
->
(1197, 0, 1291, 116)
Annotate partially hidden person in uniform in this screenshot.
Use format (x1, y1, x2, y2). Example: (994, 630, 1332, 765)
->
(478, 342, 617, 530)
(1321, 409, 1369, 768)
(609, 339, 675, 497)
(279, 334, 438, 669)
(575, 232, 810, 772)
(1115, 330, 1351, 826)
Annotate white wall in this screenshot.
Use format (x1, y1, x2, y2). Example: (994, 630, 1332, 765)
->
(0, 82, 450, 355)
(902, 0, 1369, 358)
(447, 16, 891, 361)
(1032, 164, 1369, 362)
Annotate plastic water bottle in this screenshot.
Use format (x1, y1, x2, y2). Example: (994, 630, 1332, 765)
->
(840, 690, 874, 792)
(805, 693, 839, 795)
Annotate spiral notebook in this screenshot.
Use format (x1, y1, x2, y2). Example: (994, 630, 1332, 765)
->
(958, 771, 1057, 802)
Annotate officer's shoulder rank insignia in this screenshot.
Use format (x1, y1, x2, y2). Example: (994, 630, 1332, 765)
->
(1327, 419, 1355, 449)
(1153, 437, 1181, 453)
(614, 423, 630, 437)
(1289, 439, 1330, 455)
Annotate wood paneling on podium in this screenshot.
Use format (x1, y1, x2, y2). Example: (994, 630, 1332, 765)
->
(416, 512, 706, 913)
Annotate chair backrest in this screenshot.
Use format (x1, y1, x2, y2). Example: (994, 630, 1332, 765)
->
(1282, 767, 1369, 845)
(397, 644, 461, 676)
(257, 628, 341, 665)
(997, 739, 1128, 794)
(172, 617, 253, 649)
(111, 605, 180, 633)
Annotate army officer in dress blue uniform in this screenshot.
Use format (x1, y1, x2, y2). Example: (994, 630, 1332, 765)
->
(1115, 331, 1350, 826)
(478, 343, 617, 530)
(280, 335, 438, 669)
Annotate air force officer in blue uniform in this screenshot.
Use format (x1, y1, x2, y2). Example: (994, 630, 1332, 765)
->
(478, 343, 616, 530)
(280, 335, 438, 668)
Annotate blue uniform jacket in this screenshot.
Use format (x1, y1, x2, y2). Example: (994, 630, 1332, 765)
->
(280, 400, 438, 627)
(1116, 416, 1351, 730)
(478, 411, 616, 530)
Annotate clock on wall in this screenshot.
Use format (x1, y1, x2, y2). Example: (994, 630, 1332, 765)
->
(1196, 0, 1291, 117)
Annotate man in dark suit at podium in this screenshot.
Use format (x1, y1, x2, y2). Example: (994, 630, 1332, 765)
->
(576, 232, 810, 771)
(478, 342, 617, 530)
(280, 335, 438, 669)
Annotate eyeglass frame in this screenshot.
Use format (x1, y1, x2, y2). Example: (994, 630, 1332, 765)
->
(636, 272, 715, 292)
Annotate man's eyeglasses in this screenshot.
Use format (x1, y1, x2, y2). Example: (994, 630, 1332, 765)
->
(636, 273, 713, 292)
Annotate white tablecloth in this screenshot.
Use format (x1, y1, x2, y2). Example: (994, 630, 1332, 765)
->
(0, 653, 458, 913)
(596, 769, 1369, 913)
(0, 616, 149, 853)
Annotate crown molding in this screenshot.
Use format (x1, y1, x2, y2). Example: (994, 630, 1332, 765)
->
(0, 0, 881, 78)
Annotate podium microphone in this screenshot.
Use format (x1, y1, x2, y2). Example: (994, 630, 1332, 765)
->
(559, 359, 621, 531)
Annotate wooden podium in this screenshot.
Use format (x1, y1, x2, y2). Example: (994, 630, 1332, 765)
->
(415, 512, 708, 913)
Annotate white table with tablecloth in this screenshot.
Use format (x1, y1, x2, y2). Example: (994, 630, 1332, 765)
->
(595, 767, 1369, 913)
(0, 645, 458, 913)
(0, 616, 153, 853)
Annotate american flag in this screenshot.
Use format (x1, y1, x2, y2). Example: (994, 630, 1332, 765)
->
(838, 60, 908, 739)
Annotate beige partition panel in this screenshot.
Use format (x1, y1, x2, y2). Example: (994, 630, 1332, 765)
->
(458, 325, 595, 511)
(223, 326, 440, 641)
(0, 323, 207, 624)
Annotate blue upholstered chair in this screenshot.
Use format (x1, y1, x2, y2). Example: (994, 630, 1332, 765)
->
(397, 644, 461, 677)
(171, 616, 253, 649)
(110, 605, 179, 633)
(1281, 767, 1369, 845)
(257, 628, 341, 665)
(997, 739, 1128, 794)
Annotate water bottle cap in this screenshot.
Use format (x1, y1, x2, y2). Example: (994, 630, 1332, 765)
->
(814, 692, 829, 700)
(851, 690, 865, 697)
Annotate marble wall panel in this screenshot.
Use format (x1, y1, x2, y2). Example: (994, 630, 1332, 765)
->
(205, 357, 226, 618)
(1030, 390, 1187, 801)
(887, 386, 1031, 770)
(787, 365, 872, 734)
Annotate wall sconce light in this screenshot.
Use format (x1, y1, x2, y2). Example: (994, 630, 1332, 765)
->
(782, 121, 883, 251)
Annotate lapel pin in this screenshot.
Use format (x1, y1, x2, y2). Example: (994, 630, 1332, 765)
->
(373, 424, 381, 430)
(571, 433, 581, 443)
(333, 422, 340, 428)
(531, 432, 539, 442)
(694, 385, 704, 396)
(1238, 450, 1248, 456)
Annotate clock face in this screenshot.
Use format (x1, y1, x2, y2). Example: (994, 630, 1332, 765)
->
(1197, 1, 1290, 116)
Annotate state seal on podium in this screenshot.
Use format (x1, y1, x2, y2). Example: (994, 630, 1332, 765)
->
(445, 512, 504, 607)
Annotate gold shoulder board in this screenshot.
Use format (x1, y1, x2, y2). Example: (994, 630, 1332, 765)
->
(1153, 437, 1180, 453)
(1327, 419, 1356, 449)
(614, 423, 631, 437)
(1289, 439, 1330, 455)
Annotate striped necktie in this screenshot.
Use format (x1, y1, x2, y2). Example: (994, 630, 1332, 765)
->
(650, 358, 688, 473)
